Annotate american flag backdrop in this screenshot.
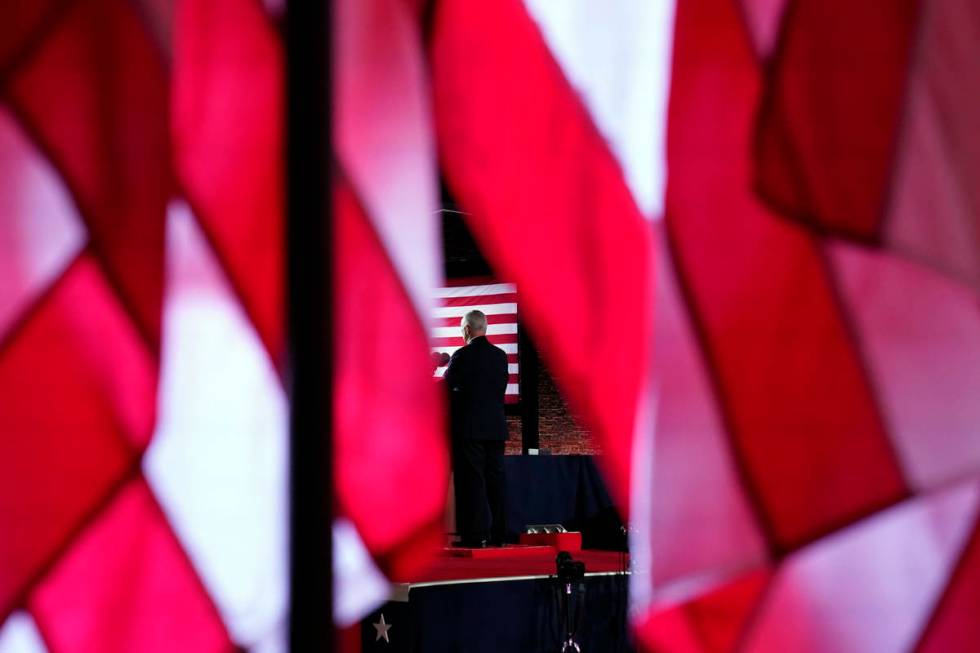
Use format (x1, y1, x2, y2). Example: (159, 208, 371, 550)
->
(432, 282, 520, 403)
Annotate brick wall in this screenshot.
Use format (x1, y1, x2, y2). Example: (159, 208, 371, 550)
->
(537, 366, 595, 454)
(504, 364, 597, 455)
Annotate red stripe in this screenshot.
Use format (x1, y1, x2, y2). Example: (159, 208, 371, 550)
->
(0, 256, 151, 617)
(433, 353, 520, 366)
(916, 521, 980, 651)
(431, 333, 519, 347)
(755, 0, 917, 240)
(334, 179, 449, 575)
(172, 0, 285, 362)
(432, 313, 516, 327)
(432, 0, 652, 509)
(434, 354, 517, 370)
(29, 480, 236, 652)
(432, 374, 519, 387)
(430, 339, 464, 349)
(443, 275, 499, 287)
(439, 293, 516, 307)
(435, 365, 520, 373)
(666, 0, 905, 551)
(8, 0, 170, 349)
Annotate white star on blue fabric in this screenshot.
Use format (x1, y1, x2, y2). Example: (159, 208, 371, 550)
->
(373, 613, 392, 643)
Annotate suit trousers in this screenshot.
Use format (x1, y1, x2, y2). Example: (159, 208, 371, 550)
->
(452, 439, 506, 545)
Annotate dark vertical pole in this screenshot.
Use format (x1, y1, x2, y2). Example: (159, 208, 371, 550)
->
(286, 0, 332, 650)
(519, 325, 540, 453)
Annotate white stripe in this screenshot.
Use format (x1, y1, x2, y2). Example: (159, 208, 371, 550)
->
(746, 482, 980, 653)
(629, 380, 658, 616)
(431, 323, 517, 338)
(523, 0, 675, 219)
(506, 383, 519, 394)
(390, 569, 628, 600)
(145, 204, 288, 648)
(0, 611, 47, 653)
(333, 518, 391, 626)
(435, 283, 516, 298)
(432, 343, 518, 355)
(433, 318, 518, 330)
(250, 625, 287, 653)
(831, 242, 980, 489)
(436, 363, 520, 376)
(433, 303, 517, 318)
(336, 0, 443, 326)
(0, 107, 87, 342)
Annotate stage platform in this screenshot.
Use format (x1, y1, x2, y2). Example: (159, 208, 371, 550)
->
(359, 549, 633, 652)
(439, 544, 555, 559)
(503, 455, 624, 550)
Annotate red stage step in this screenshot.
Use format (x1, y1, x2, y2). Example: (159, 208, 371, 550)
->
(441, 531, 584, 559)
(440, 544, 554, 559)
(518, 531, 582, 551)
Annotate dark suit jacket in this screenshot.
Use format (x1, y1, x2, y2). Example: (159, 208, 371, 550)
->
(444, 335, 509, 441)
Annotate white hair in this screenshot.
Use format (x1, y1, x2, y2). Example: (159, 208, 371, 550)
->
(462, 309, 488, 333)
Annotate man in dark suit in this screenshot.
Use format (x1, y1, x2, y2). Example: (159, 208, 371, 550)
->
(444, 309, 510, 547)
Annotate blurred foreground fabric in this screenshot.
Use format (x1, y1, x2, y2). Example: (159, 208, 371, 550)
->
(2, 0, 453, 648)
(429, 0, 980, 650)
(3, 0, 980, 651)
(1, 0, 288, 650)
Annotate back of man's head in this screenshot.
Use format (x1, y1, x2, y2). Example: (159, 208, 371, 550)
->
(462, 309, 488, 342)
